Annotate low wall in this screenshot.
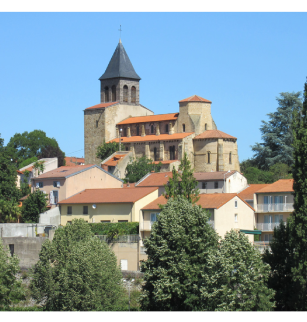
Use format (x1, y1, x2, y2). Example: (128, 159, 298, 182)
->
(1, 237, 48, 269)
(0, 223, 54, 238)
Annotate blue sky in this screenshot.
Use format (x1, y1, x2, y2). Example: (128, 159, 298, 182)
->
(1, 12, 307, 162)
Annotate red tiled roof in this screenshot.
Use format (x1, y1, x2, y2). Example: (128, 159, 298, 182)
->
(194, 130, 236, 140)
(22, 166, 33, 173)
(238, 184, 270, 200)
(102, 154, 126, 167)
(34, 165, 95, 179)
(179, 95, 212, 103)
(256, 179, 294, 193)
(16, 170, 23, 175)
(65, 157, 85, 167)
(123, 183, 136, 188)
(85, 102, 119, 110)
(194, 171, 236, 181)
(117, 113, 179, 125)
(136, 172, 173, 187)
(142, 193, 254, 211)
(109, 132, 194, 144)
(59, 187, 158, 204)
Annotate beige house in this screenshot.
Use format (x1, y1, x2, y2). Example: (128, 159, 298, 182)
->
(134, 170, 248, 196)
(254, 179, 294, 243)
(32, 165, 123, 208)
(140, 193, 255, 261)
(58, 187, 158, 225)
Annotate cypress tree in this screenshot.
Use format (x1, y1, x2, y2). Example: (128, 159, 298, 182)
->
(290, 78, 307, 310)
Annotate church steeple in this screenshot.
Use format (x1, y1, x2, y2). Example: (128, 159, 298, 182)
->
(99, 41, 141, 105)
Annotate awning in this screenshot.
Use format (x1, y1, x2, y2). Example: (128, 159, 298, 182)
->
(240, 229, 261, 235)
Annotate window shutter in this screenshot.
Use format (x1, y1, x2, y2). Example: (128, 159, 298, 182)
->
(57, 181, 60, 187)
(50, 191, 54, 204)
(36, 182, 39, 188)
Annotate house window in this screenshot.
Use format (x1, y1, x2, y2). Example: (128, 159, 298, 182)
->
(182, 124, 185, 132)
(67, 206, 72, 215)
(202, 182, 207, 189)
(229, 152, 232, 164)
(150, 213, 159, 222)
(151, 125, 154, 134)
(131, 86, 136, 103)
(169, 145, 175, 160)
(53, 181, 60, 188)
(121, 259, 128, 271)
(154, 147, 158, 161)
(124, 128, 127, 137)
(101, 220, 110, 223)
(83, 206, 88, 215)
(51, 191, 58, 204)
(67, 221, 72, 225)
(104, 86, 109, 102)
(125, 146, 129, 151)
(165, 124, 169, 133)
(234, 214, 238, 223)
(118, 220, 128, 223)
(214, 182, 218, 189)
(112, 85, 116, 102)
(264, 234, 273, 242)
(136, 125, 140, 136)
(207, 152, 211, 164)
(39, 182, 43, 188)
(9, 244, 14, 257)
(235, 200, 238, 208)
(123, 85, 128, 102)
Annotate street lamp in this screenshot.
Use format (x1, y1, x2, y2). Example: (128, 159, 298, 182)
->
(223, 170, 231, 193)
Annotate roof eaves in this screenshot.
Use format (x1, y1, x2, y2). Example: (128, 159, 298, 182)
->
(135, 172, 151, 187)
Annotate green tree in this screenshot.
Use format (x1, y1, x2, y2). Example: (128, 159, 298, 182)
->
(22, 190, 48, 223)
(269, 163, 292, 181)
(163, 153, 199, 203)
(0, 199, 21, 223)
(18, 156, 38, 169)
(124, 156, 162, 183)
(33, 160, 45, 175)
(263, 220, 299, 310)
(7, 130, 65, 168)
(31, 219, 125, 311)
(140, 197, 219, 311)
(0, 239, 25, 309)
(242, 167, 274, 184)
(96, 141, 123, 161)
(20, 170, 31, 197)
(289, 78, 307, 310)
(39, 143, 66, 167)
(251, 92, 302, 170)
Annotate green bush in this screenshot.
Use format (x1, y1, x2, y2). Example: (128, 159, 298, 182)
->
(89, 222, 139, 237)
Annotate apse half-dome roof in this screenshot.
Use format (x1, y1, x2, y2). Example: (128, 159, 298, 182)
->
(99, 40, 141, 81)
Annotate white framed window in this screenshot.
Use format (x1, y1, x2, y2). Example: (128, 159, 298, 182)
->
(234, 214, 238, 223)
(235, 200, 238, 208)
(53, 181, 60, 188)
(120, 259, 128, 271)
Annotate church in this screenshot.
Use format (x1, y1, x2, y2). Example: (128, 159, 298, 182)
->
(84, 40, 240, 173)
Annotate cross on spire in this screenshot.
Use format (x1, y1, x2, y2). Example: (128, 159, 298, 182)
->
(118, 25, 122, 41)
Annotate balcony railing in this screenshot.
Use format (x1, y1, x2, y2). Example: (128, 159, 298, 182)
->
(253, 241, 271, 254)
(256, 221, 286, 231)
(140, 220, 215, 231)
(257, 203, 294, 213)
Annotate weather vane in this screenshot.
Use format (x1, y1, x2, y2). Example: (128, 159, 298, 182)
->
(119, 25, 122, 39)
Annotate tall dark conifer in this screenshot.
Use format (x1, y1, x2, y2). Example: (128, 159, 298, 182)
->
(290, 78, 307, 310)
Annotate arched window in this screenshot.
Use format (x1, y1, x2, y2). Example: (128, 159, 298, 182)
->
(131, 86, 136, 103)
(136, 125, 140, 136)
(207, 151, 211, 164)
(154, 147, 157, 161)
(124, 128, 127, 137)
(182, 124, 186, 132)
(205, 123, 207, 130)
(229, 152, 232, 164)
(112, 85, 116, 102)
(104, 86, 109, 102)
(165, 124, 169, 133)
(169, 145, 175, 160)
(123, 85, 128, 102)
(151, 125, 154, 134)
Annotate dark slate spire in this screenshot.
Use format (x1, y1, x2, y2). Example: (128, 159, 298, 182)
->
(99, 40, 141, 81)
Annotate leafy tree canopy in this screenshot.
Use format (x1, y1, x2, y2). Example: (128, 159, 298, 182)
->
(163, 153, 199, 203)
(0, 239, 25, 309)
(6, 130, 65, 168)
(251, 92, 302, 170)
(0, 199, 21, 223)
(18, 156, 38, 169)
(140, 197, 219, 311)
(124, 156, 161, 183)
(96, 141, 123, 161)
(21, 190, 48, 223)
(39, 144, 65, 167)
(31, 219, 125, 311)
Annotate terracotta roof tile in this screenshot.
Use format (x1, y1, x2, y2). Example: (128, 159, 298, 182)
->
(194, 171, 236, 181)
(102, 154, 126, 167)
(179, 95, 212, 103)
(142, 193, 254, 211)
(85, 102, 119, 110)
(117, 113, 179, 125)
(194, 130, 236, 140)
(256, 179, 294, 193)
(16, 170, 23, 175)
(238, 184, 270, 200)
(22, 166, 33, 173)
(109, 132, 194, 144)
(136, 172, 173, 187)
(65, 157, 85, 167)
(59, 187, 158, 204)
(34, 165, 95, 179)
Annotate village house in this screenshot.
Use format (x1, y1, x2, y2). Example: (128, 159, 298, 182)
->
(64, 156, 85, 166)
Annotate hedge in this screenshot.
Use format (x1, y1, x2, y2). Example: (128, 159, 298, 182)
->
(89, 222, 139, 238)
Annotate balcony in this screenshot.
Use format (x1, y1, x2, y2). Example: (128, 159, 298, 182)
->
(253, 241, 271, 254)
(257, 203, 294, 213)
(140, 220, 215, 231)
(256, 221, 286, 232)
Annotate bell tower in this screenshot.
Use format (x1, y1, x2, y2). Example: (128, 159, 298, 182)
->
(99, 39, 141, 105)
